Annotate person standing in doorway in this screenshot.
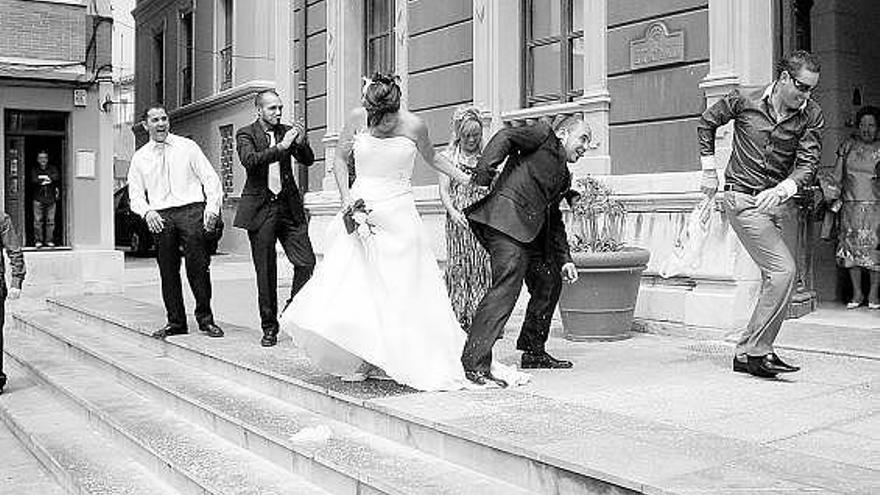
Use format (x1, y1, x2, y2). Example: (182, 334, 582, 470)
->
(128, 105, 225, 340)
(30, 150, 60, 248)
(0, 212, 25, 395)
(234, 90, 316, 347)
(698, 50, 825, 378)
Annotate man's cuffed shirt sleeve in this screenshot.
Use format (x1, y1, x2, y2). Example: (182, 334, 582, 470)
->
(2, 214, 25, 289)
(192, 143, 224, 215)
(788, 108, 825, 190)
(127, 156, 150, 218)
(697, 90, 741, 158)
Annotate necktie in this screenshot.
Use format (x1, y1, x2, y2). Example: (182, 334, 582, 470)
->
(156, 142, 172, 203)
(266, 130, 282, 195)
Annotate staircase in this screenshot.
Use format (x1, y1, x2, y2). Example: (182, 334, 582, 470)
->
(0, 294, 641, 494)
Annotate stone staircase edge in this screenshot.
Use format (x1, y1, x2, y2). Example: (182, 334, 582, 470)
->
(11, 310, 531, 495)
(43, 295, 652, 494)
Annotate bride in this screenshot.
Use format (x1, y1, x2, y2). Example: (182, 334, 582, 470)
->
(279, 74, 528, 391)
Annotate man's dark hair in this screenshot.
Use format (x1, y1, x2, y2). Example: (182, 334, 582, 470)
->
(37, 150, 49, 157)
(254, 89, 280, 108)
(855, 105, 880, 128)
(141, 104, 167, 121)
(776, 50, 821, 78)
(551, 113, 585, 133)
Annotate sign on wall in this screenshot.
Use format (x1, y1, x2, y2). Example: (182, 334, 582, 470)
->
(76, 150, 96, 179)
(630, 21, 685, 70)
(73, 89, 88, 107)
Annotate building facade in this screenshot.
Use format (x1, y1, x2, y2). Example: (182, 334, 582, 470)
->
(134, 0, 879, 333)
(0, 0, 122, 295)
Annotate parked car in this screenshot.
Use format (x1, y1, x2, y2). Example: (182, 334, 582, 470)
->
(114, 185, 219, 256)
(114, 185, 154, 255)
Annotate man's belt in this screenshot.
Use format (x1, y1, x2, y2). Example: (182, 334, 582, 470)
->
(723, 183, 764, 196)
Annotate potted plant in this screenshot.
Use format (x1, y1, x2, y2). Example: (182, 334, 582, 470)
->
(558, 176, 650, 341)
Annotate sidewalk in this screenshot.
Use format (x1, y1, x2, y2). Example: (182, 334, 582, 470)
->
(121, 254, 879, 493)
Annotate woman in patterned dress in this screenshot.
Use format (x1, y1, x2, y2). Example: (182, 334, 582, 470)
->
(822, 105, 880, 309)
(438, 107, 492, 329)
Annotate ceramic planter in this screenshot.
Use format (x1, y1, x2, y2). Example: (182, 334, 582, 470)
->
(559, 246, 650, 341)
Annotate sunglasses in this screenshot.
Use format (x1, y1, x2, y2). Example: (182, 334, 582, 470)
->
(786, 72, 817, 93)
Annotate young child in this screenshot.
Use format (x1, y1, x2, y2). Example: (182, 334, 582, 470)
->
(0, 212, 25, 394)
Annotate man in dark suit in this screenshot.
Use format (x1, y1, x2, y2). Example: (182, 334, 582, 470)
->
(234, 89, 316, 347)
(461, 115, 591, 387)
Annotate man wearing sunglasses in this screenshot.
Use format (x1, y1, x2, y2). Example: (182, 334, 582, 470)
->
(697, 50, 824, 378)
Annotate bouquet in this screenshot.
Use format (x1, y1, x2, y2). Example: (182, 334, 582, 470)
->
(342, 198, 376, 238)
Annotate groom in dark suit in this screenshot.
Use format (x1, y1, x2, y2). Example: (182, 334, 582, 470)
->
(234, 89, 316, 347)
(461, 115, 591, 387)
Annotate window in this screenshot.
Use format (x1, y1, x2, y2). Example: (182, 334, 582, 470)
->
(522, 0, 584, 107)
(180, 11, 194, 105)
(364, 0, 395, 76)
(219, 0, 233, 90)
(219, 125, 235, 199)
(152, 30, 165, 104)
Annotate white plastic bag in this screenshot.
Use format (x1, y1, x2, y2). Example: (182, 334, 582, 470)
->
(659, 198, 714, 278)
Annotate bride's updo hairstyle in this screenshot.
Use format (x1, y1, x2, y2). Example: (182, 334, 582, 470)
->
(363, 73, 401, 128)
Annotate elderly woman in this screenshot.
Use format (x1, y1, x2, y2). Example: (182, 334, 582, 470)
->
(438, 106, 492, 329)
(823, 105, 880, 309)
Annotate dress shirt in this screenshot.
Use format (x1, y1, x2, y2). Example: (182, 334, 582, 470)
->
(128, 133, 223, 217)
(697, 83, 825, 199)
(265, 129, 282, 195)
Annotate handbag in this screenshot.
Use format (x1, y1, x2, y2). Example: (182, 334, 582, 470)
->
(659, 197, 715, 278)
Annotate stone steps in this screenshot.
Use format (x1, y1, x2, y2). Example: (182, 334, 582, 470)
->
(10, 309, 530, 495)
(0, 418, 65, 495)
(4, 324, 331, 495)
(0, 360, 178, 495)
(41, 294, 639, 494)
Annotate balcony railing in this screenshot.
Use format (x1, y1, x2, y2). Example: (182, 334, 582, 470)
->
(220, 45, 233, 90)
(181, 67, 193, 105)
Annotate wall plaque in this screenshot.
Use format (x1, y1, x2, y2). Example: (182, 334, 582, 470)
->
(73, 89, 88, 107)
(630, 21, 685, 70)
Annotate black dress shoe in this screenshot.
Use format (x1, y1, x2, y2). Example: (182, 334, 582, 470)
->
(521, 351, 573, 369)
(733, 356, 749, 374)
(151, 324, 188, 339)
(746, 355, 783, 378)
(767, 353, 800, 372)
(464, 370, 508, 388)
(261, 330, 278, 347)
(198, 323, 224, 338)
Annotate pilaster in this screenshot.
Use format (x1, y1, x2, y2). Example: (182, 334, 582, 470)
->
(575, 0, 611, 177)
(322, 0, 364, 193)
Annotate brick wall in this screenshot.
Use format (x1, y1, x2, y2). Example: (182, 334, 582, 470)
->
(0, 0, 87, 61)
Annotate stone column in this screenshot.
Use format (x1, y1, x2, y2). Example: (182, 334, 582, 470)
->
(321, 0, 363, 193)
(394, 0, 409, 107)
(97, 79, 115, 249)
(576, 0, 611, 176)
(472, 0, 498, 135)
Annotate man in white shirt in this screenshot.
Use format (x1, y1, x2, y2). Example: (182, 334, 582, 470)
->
(128, 105, 225, 339)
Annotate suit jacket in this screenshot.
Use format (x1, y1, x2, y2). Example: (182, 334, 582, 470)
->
(465, 123, 572, 264)
(233, 120, 314, 230)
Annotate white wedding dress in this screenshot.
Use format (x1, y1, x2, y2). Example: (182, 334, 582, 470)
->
(280, 133, 529, 391)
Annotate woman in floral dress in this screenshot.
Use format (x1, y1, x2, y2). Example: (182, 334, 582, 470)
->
(438, 106, 492, 329)
(822, 105, 880, 309)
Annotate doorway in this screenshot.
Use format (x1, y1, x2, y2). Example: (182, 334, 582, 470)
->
(4, 110, 68, 248)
